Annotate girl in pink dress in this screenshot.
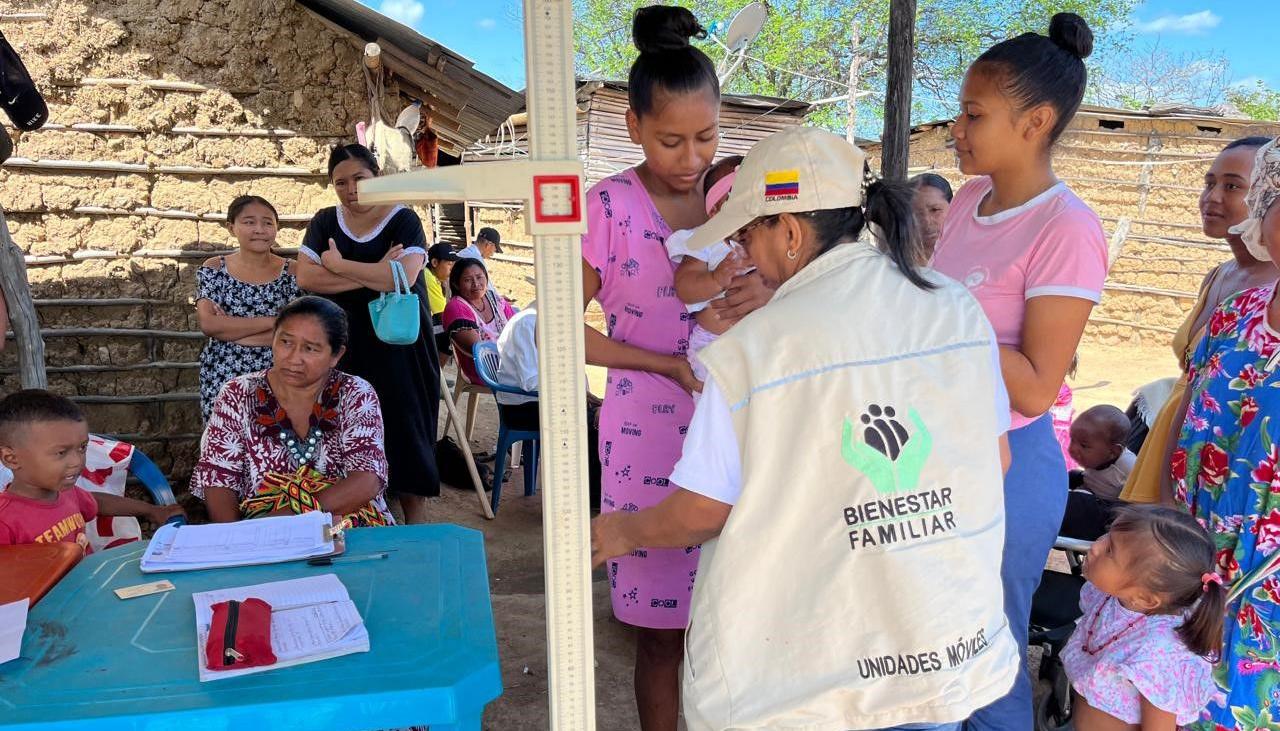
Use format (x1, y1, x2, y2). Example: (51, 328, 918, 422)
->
(1052, 382, 1077, 470)
(580, 7, 771, 729)
(1063, 505, 1221, 729)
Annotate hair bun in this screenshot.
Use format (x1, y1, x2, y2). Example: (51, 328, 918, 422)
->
(632, 5, 706, 55)
(1049, 12, 1093, 60)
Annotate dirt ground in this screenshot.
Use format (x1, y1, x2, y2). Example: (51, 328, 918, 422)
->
(431, 260, 1179, 730)
(1069, 340, 1179, 414)
(426, 398, 642, 730)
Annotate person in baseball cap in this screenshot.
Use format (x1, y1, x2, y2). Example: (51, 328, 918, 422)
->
(683, 125, 930, 289)
(593, 125, 1017, 730)
(476, 227, 503, 256)
(424, 243, 459, 320)
(459, 227, 503, 261)
(427, 242, 459, 265)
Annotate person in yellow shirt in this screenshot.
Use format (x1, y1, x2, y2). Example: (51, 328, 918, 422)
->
(425, 243, 458, 356)
(424, 243, 457, 315)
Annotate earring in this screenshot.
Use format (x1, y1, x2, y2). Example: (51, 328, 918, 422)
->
(786, 249, 799, 260)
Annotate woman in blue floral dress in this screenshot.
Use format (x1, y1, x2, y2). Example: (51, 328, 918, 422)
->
(1174, 137, 1280, 730)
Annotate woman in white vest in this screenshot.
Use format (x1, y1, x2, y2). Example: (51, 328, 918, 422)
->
(592, 126, 1018, 731)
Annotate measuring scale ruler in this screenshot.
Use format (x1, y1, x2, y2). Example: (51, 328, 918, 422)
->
(357, 0, 596, 728)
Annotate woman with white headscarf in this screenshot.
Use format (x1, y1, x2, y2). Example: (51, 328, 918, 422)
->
(1166, 137, 1280, 730)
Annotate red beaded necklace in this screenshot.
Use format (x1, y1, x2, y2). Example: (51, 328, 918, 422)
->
(1082, 595, 1147, 655)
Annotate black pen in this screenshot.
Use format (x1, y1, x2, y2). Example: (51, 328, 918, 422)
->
(307, 552, 390, 566)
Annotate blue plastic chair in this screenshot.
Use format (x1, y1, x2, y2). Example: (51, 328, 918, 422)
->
(90, 437, 186, 526)
(126, 447, 177, 506)
(471, 341, 539, 513)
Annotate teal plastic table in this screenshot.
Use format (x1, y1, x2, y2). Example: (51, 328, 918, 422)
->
(0, 524, 502, 730)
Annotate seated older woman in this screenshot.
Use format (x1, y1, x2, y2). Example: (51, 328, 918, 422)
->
(442, 257, 516, 383)
(190, 296, 394, 526)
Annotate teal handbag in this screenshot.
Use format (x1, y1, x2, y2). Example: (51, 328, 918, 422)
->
(367, 259, 420, 345)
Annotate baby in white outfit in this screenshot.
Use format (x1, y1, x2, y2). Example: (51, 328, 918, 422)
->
(664, 156, 752, 390)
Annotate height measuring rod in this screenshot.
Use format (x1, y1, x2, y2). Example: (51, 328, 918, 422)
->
(357, 0, 596, 728)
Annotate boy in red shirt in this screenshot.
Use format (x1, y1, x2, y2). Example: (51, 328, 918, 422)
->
(0, 390, 183, 552)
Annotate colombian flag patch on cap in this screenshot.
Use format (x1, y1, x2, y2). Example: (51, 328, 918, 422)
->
(764, 170, 800, 200)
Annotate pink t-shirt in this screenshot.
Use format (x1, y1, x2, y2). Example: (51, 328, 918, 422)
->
(0, 486, 98, 552)
(441, 293, 517, 383)
(932, 177, 1108, 427)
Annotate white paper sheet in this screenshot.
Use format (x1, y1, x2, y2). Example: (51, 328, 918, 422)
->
(0, 598, 29, 665)
(271, 601, 364, 661)
(142, 512, 336, 573)
(192, 574, 369, 682)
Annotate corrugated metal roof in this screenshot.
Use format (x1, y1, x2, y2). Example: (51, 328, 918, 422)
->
(905, 103, 1263, 136)
(295, 0, 524, 155)
(1077, 104, 1254, 124)
(580, 80, 811, 115)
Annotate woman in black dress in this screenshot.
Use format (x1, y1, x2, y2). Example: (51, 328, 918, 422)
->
(295, 144, 440, 523)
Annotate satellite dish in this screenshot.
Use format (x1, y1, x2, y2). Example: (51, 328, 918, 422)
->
(722, 1, 767, 53)
(715, 2, 767, 84)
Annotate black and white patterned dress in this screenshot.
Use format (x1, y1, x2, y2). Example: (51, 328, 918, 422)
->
(196, 257, 300, 421)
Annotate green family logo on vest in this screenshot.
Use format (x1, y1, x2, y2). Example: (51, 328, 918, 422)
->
(840, 404, 956, 552)
(841, 404, 931, 494)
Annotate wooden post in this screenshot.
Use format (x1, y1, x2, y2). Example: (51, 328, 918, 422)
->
(846, 22, 860, 144)
(1135, 135, 1162, 218)
(0, 205, 47, 388)
(1107, 217, 1132, 268)
(363, 42, 382, 70)
(880, 0, 916, 180)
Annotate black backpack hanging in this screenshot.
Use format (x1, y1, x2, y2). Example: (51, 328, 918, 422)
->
(0, 30, 46, 130)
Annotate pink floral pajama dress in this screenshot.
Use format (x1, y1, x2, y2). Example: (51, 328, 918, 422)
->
(583, 168, 698, 629)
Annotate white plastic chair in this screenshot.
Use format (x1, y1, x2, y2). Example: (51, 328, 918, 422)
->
(442, 341, 493, 442)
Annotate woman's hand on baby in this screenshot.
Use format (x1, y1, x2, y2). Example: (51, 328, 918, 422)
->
(711, 248, 753, 290)
(667, 356, 704, 396)
(711, 270, 775, 323)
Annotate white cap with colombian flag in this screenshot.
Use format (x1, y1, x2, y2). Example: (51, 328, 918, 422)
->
(685, 126, 869, 251)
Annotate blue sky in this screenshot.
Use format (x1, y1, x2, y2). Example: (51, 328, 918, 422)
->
(369, 0, 526, 87)
(362, 0, 1278, 93)
(1129, 1, 1278, 89)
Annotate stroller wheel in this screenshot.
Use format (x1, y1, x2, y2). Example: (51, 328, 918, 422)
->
(1035, 686, 1074, 731)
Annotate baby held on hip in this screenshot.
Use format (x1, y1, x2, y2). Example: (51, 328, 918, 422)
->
(670, 237, 755, 386)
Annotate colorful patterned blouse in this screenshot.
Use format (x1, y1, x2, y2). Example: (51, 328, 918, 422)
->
(190, 369, 393, 524)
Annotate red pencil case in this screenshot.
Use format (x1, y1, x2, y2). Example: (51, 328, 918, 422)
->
(205, 598, 277, 671)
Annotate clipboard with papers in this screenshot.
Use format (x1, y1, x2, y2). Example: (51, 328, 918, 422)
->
(192, 573, 370, 682)
(140, 512, 343, 573)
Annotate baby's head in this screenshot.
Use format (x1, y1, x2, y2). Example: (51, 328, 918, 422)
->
(1085, 505, 1224, 657)
(0, 390, 89, 497)
(1068, 404, 1128, 470)
(703, 154, 743, 217)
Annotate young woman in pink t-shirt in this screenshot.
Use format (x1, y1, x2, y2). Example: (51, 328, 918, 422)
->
(931, 13, 1110, 730)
